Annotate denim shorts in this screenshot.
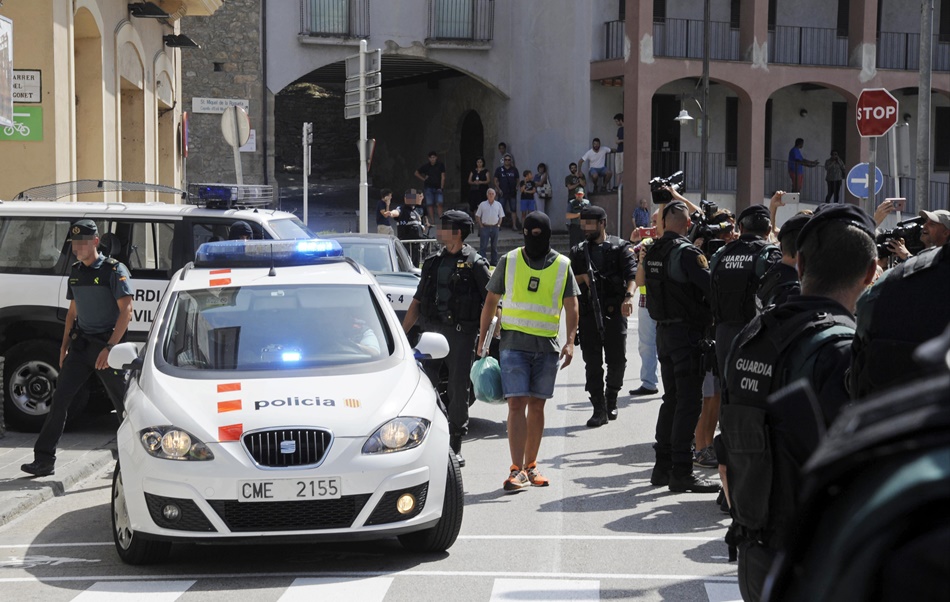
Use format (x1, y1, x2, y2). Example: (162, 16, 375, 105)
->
(589, 166, 607, 177)
(519, 198, 537, 213)
(424, 187, 444, 206)
(702, 371, 720, 397)
(500, 349, 559, 399)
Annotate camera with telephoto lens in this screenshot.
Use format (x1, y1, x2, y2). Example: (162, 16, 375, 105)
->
(649, 171, 685, 204)
(876, 218, 925, 259)
(688, 199, 734, 253)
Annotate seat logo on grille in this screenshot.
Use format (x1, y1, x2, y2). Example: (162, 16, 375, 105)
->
(280, 440, 297, 454)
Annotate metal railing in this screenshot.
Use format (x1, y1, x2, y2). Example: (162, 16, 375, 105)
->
(650, 151, 737, 194)
(299, 0, 369, 38)
(877, 31, 950, 71)
(605, 20, 624, 60)
(427, 0, 494, 43)
(653, 19, 741, 61)
(768, 25, 849, 66)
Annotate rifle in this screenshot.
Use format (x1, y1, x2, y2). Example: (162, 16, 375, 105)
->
(584, 242, 605, 337)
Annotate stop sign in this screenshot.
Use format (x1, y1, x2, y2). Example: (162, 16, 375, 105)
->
(856, 88, 899, 137)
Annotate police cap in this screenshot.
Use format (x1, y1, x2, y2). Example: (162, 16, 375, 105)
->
(441, 209, 473, 239)
(777, 212, 812, 242)
(737, 204, 770, 224)
(67, 219, 98, 241)
(661, 200, 688, 220)
(579, 206, 607, 222)
(228, 221, 253, 240)
(796, 204, 876, 247)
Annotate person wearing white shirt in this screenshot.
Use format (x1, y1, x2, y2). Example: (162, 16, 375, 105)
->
(475, 188, 505, 265)
(579, 138, 613, 193)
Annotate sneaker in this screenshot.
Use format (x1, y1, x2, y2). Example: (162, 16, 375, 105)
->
(694, 446, 718, 469)
(525, 462, 550, 487)
(503, 465, 529, 492)
(21, 461, 55, 477)
(668, 473, 720, 493)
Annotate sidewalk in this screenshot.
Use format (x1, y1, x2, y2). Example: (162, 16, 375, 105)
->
(0, 415, 118, 527)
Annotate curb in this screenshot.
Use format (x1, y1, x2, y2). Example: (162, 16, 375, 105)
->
(0, 446, 115, 528)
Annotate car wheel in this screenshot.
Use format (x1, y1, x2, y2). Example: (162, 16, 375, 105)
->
(3, 341, 61, 432)
(112, 462, 171, 565)
(398, 452, 463, 553)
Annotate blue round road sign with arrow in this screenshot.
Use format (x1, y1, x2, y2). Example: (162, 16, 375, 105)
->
(846, 163, 884, 199)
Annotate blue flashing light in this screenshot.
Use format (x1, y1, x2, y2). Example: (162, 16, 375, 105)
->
(282, 352, 302, 362)
(194, 239, 344, 268)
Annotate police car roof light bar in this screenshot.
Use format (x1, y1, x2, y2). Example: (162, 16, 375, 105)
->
(186, 183, 274, 210)
(194, 240, 344, 269)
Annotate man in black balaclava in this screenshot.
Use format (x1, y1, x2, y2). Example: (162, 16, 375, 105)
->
(477, 211, 581, 491)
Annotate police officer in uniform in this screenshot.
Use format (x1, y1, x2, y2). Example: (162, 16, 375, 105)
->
(403, 210, 491, 467)
(21, 220, 133, 477)
(391, 189, 428, 265)
(717, 205, 878, 602)
(756, 211, 812, 309)
(643, 201, 719, 493)
(709, 204, 781, 382)
(569, 206, 637, 427)
(850, 239, 950, 399)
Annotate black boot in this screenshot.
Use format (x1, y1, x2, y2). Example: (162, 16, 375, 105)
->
(449, 434, 465, 468)
(586, 398, 608, 427)
(606, 391, 619, 421)
(649, 464, 671, 486)
(668, 469, 719, 493)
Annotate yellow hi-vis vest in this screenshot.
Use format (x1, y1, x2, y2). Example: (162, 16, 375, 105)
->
(501, 248, 570, 338)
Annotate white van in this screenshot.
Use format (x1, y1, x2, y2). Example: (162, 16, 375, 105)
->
(0, 183, 313, 431)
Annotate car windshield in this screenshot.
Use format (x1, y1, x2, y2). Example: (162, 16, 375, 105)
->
(163, 284, 394, 371)
(267, 217, 315, 240)
(338, 241, 395, 272)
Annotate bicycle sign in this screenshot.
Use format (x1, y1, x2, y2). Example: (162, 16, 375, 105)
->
(0, 106, 42, 141)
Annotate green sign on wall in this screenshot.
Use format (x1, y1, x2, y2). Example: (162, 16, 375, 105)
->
(0, 105, 42, 141)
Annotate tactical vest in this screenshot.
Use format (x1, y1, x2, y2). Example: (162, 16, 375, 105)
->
(720, 308, 855, 545)
(418, 246, 485, 328)
(709, 237, 776, 323)
(644, 236, 712, 327)
(756, 261, 800, 311)
(395, 205, 424, 239)
(577, 236, 633, 311)
(851, 244, 950, 399)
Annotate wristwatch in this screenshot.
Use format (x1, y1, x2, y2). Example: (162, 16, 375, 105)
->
(623, 292, 634, 299)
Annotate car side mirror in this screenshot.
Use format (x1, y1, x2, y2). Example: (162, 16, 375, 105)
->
(413, 332, 449, 361)
(108, 342, 144, 371)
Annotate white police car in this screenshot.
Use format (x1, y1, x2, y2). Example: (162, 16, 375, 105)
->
(106, 240, 461, 564)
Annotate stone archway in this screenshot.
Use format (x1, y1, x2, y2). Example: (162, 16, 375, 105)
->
(74, 7, 104, 181)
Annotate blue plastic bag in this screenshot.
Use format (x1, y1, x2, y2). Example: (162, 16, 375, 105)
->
(470, 355, 505, 404)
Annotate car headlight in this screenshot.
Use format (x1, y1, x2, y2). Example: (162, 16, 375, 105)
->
(362, 417, 430, 454)
(139, 426, 214, 461)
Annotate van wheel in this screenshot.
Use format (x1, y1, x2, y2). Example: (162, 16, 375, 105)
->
(3, 341, 61, 432)
(398, 452, 464, 553)
(112, 462, 171, 565)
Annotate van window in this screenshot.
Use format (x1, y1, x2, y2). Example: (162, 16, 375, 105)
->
(0, 217, 74, 274)
(97, 220, 176, 277)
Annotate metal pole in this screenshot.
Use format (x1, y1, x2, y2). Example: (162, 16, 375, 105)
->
(868, 138, 876, 214)
(888, 126, 901, 200)
(701, 0, 710, 203)
(359, 39, 369, 234)
(916, 0, 934, 212)
(232, 108, 244, 186)
(302, 122, 309, 228)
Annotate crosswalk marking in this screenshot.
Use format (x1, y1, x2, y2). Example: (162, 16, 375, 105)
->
(277, 577, 394, 601)
(72, 580, 196, 601)
(704, 581, 743, 602)
(489, 578, 599, 601)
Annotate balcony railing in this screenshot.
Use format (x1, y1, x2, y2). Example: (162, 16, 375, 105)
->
(651, 151, 738, 194)
(653, 19, 741, 61)
(605, 20, 624, 60)
(768, 25, 849, 66)
(427, 0, 494, 43)
(299, 0, 369, 38)
(878, 31, 950, 72)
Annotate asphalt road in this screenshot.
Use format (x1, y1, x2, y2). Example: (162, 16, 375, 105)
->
(0, 314, 739, 601)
